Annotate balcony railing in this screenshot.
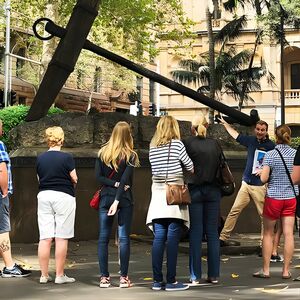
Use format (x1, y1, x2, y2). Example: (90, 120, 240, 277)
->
(285, 89, 300, 100)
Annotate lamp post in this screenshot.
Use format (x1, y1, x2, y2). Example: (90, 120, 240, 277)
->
(279, 2, 285, 125)
(4, 0, 11, 107)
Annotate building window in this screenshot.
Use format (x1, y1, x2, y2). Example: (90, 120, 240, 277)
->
(93, 66, 102, 92)
(291, 63, 300, 89)
(77, 69, 84, 89)
(0, 47, 4, 73)
(16, 48, 25, 76)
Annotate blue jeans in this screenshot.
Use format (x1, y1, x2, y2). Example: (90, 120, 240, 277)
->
(152, 218, 183, 283)
(98, 202, 133, 277)
(188, 184, 221, 280)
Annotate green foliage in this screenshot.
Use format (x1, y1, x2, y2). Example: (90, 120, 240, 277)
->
(171, 47, 266, 104)
(291, 137, 300, 149)
(0, 105, 63, 150)
(8, 0, 194, 93)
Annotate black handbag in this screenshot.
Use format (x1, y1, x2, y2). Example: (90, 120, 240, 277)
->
(216, 142, 235, 196)
(275, 149, 300, 217)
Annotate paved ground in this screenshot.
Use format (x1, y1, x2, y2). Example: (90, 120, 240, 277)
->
(1, 234, 300, 299)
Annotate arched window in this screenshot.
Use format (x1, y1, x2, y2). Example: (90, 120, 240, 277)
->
(94, 66, 102, 92)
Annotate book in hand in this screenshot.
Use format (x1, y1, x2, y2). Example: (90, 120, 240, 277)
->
(252, 149, 266, 174)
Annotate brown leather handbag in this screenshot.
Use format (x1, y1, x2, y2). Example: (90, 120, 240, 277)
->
(165, 142, 191, 205)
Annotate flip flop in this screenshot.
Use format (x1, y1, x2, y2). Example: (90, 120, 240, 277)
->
(253, 271, 270, 278)
(293, 276, 300, 281)
(282, 272, 291, 279)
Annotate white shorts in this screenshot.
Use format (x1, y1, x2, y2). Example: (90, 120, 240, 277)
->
(37, 190, 76, 240)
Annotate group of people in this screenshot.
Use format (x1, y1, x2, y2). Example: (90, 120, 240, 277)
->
(0, 114, 300, 291)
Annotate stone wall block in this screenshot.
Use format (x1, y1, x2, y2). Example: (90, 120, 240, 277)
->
(93, 113, 138, 147)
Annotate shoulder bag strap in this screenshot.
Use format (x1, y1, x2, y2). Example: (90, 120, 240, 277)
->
(165, 142, 171, 183)
(275, 148, 297, 198)
(100, 163, 117, 191)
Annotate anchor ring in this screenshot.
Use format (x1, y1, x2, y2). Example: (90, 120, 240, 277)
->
(32, 18, 54, 41)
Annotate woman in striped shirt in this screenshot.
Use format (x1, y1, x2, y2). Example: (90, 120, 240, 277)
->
(146, 116, 194, 291)
(253, 124, 298, 279)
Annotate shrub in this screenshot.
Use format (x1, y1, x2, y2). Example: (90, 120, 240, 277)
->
(291, 137, 300, 149)
(0, 105, 64, 149)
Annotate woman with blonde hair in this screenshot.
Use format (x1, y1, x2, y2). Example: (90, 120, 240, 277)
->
(36, 126, 78, 284)
(95, 121, 139, 288)
(253, 124, 298, 279)
(183, 115, 223, 285)
(146, 116, 194, 291)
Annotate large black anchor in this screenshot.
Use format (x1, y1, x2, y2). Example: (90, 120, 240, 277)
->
(27, 5, 259, 125)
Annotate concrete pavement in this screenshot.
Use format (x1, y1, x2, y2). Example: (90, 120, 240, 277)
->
(1, 234, 300, 299)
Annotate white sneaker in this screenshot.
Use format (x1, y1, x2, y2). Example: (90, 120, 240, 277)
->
(40, 275, 53, 284)
(55, 274, 76, 284)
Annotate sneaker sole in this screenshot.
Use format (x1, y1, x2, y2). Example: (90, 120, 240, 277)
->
(120, 284, 131, 288)
(152, 286, 162, 291)
(100, 283, 111, 288)
(165, 286, 189, 291)
(2, 273, 31, 278)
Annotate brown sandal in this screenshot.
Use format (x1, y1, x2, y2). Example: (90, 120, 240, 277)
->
(282, 272, 291, 279)
(253, 271, 270, 278)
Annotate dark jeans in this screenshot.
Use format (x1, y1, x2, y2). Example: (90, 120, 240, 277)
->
(188, 184, 221, 280)
(98, 202, 133, 277)
(152, 218, 183, 283)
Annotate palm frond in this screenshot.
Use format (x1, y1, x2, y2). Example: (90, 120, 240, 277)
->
(215, 15, 247, 44)
(170, 70, 202, 86)
(223, 0, 249, 12)
(178, 59, 203, 72)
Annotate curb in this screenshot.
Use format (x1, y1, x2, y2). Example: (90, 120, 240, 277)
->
(130, 235, 260, 256)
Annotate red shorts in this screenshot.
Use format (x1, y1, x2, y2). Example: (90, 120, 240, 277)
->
(263, 197, 296, 220)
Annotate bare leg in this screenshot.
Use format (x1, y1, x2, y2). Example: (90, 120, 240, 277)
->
(55, 238, 68, 277)
(281, 216, 295, 277)
(262, 217, 276, 275)
(38, 238, 53, 276)
(272, 220, 282, 256)
(0, 232, 14, 267)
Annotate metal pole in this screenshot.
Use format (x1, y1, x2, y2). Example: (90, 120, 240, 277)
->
(155, 60, 160, 116)
(280, 4, 285, 125)
(4, 0, 11, 107)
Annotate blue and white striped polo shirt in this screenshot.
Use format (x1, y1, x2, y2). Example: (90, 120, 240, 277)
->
(263, 144, 298, 199)
(0, 141, 13, 195)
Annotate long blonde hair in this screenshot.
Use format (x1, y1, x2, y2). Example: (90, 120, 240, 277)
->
(151, 116, 181, 147)
(98, 121, 139, 170)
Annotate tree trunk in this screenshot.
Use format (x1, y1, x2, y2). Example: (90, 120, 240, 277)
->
(206, 6, 215, 124)
(254, 0, 262, 16)
(238, 30, 261, 110)
(40, 1, 58, 80)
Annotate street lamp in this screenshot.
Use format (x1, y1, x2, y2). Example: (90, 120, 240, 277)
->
(4, 0, 11, 107)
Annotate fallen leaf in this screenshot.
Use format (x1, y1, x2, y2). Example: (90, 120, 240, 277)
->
(202, 256, 207, 261)
(294, 265, 300, 269)
(143, 277, 153, 281)
(231, 273, 239, 278)
(255, 286, 288, 294)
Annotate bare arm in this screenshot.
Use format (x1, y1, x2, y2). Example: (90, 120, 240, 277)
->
(291, 165, 300, 185)
(260, 165, 270, 184)
(70, 169, 78, 185)
(220, 116, 239, 140)
(0, 162, 8, 197)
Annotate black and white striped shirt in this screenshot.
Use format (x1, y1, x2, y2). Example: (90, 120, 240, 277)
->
(149, 139, 193, 177)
